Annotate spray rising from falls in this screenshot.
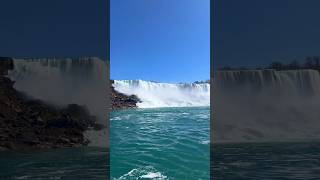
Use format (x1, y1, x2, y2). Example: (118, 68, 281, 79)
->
(113, 80, 210, 108)
(7, 57, 108, 147)
(214, 69, 320, 143)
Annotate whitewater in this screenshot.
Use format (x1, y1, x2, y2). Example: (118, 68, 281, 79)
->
(113, 80, 210, 108)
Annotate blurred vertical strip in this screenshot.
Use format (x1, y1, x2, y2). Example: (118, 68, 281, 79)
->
(210, 0, 214, 179)
(106, 0, 111, 178)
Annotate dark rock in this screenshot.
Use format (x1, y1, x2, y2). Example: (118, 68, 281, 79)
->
(0, 57, 14, 75)
(110, 80, 141, 110)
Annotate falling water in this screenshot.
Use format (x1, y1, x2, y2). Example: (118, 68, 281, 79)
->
(113, 80, 210, 108)
(213, 69, 320, 143)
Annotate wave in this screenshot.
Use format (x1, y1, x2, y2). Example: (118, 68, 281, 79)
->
(114, 166, 167, 180)
(7, 57, 108, 147)
(113, 80, 210, 108)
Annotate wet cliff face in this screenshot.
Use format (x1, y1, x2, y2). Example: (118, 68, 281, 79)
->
(213, 69, 320, 143)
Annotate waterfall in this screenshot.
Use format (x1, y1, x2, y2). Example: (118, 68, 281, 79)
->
(7, 57, 108, 147)
(215, 69, 320, 96)
(113, 80, 210, 108)
(213, 69, 320, 143)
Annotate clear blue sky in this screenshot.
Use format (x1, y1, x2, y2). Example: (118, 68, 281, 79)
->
(214, 0, 320, 68)
(111, 0, 210, 83)
(0, 0, 107, 59)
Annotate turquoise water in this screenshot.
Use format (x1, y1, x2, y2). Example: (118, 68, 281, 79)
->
(0, 147, 109, 179)
(213, 142, 320, 180)
(110, 107, 210, 179)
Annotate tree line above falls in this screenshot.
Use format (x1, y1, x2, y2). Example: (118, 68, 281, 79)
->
(219, 56, 320, 71)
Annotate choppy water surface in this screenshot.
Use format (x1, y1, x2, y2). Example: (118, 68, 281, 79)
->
(213, 142, 320, 180)
(110, 107, 210, 179)
(0, 147, 109, 179)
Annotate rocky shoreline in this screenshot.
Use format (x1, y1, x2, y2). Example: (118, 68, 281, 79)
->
(111, 80, 140, 110)
(0, 58, 101, 151)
